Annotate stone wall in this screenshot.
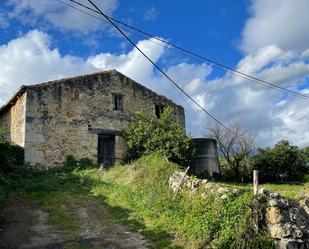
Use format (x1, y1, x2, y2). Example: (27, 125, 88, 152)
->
(259, 188, 309, 249)
(24, 70, 185, 167)
(0, 92, 26, 147)
(169, 172, 309, 249)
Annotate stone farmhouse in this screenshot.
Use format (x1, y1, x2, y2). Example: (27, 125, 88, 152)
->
(0, 70, 185, 168)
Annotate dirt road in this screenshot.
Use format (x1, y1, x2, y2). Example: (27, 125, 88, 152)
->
(0, 195, 154, 249)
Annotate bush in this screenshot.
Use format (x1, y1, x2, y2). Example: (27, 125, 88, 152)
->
(219, 156, 254, 182)
(124, 107, 194, 165)
(0, 142, 24, 173)
(63, 155, 95, 171)
(0, 127, 8, 141)
(79, 158, 94, 169)
(253, 140, 308, 182)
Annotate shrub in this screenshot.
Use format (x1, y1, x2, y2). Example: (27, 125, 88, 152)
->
(0, 127, 8, 141)
(253, 140, 308, 182)
(124, 107, 194, 165)
(79, 158, 94, 169)
(0, 142, 24, 173)
(219, 156, 254, 182)
(63, 155, 95, 171)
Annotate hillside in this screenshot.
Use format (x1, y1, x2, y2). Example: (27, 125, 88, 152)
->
(0, 154, 280, 248)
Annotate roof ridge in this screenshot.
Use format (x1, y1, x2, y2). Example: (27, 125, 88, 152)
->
(0, 69, 183, 114)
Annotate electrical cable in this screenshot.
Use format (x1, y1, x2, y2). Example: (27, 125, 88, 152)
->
(86, 0, 229, 129)
(65, 0, 309, 100)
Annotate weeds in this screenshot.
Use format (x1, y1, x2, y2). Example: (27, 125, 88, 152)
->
(1, 154, 275, 248)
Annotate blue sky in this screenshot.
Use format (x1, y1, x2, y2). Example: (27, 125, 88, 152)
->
(1, 0, 248, 64)
(1, 0, 309, 147)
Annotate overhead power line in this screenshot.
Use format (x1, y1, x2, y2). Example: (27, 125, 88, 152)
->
(54, 0, 213, 126)
(86, 0, 229, 129)
(65, 0, 309, 100)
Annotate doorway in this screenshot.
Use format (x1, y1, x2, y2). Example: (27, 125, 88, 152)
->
(98, 134, 115, 167)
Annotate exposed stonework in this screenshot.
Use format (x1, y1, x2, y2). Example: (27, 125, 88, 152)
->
(168, 172, 309, 249)
(0, 70, 185, 168)
(259, 188, 309, 249)
(0, 91, 26, 147)
(168, 171, 239, 198)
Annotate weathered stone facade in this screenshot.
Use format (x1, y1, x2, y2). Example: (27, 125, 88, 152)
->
(0, 91, 26, 147)
(0, 70, 185, 168)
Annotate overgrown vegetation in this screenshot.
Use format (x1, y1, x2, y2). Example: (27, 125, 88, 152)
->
(1, 153, 275, 248)
(0, 141, 28, 221)
(217, 139, 309, 183)
(0, 127, 8, 141)
(252, 140, 308, 182)
(125, 107, 194, 165)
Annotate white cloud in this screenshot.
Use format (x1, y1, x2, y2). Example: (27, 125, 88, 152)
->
(143, 6, 157, 21)
(0, 30, 95, 104)
(241, 0, 309, 53)
(88, 37, 165, 84)
(1, 29, 309, 147)
(7, 0, 118, 33)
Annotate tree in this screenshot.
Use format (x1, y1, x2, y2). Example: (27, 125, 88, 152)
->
(124, 107, 194, 165)
(207, 119, 255, 180)
(253, 140, 307, 182)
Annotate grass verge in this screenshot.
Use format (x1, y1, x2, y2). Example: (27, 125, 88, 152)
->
(3, 154, 274, 248)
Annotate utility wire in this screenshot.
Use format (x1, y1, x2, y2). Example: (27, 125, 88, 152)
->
(66, 0, 309, 100)
(86, 0, 228, 129)
(54, 0, 211, 126)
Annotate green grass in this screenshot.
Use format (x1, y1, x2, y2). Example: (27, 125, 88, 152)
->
(2, 154, 277, 249)
(220, 181, 309, 200)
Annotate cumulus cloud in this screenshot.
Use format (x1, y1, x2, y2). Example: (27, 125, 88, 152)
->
(0, 30, 95, 104)
(7, 0, 118, 33)
(241, 0, 309, 53)
(1, 28, 309, 147)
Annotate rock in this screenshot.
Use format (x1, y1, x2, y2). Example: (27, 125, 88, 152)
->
(268, 197, 289, 208)
(201, 179, 208, 184)
(258, 187, 270, 196)
(276, 239, 309, 249)
(217, 187, 228, 194)
(232, 189, 239, 195)
(269, 224, 292, 239)
(204, 183, 214, 189)
(270, 192, 279, 198)
(264, 190, 309, 248)
(266, 207, 283, 224)
(299, 197, 309, 216)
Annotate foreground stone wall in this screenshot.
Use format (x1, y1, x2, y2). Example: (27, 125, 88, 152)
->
(0, 92, 26, 147)
(24, 70, 184, 167)
(259, 188, 309, 249)
(168, 171, 309, 249)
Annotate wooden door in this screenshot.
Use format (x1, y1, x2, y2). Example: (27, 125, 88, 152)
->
(98, 135, 115, 167)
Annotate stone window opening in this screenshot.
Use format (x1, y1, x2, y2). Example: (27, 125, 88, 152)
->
(155, 104, 165, 118)
(113, 95, 123, 110)
(72, 88, 80, 100)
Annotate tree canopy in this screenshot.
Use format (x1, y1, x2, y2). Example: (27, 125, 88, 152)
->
(124, 107, 194, 165)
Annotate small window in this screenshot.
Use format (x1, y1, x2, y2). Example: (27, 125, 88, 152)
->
(72, 88, 80, 100)
(113, 95, 123, 110)
(155, 104, 165, 118)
